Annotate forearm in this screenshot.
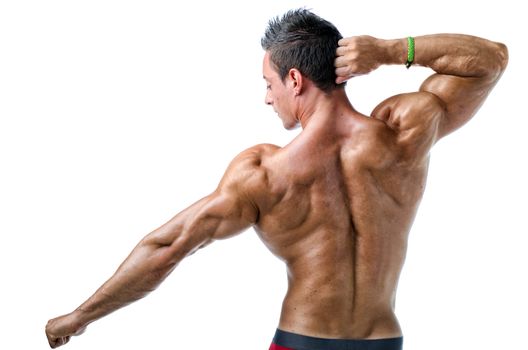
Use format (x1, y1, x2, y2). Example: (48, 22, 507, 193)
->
(66, 193, 236, 330)
(382, 34, 508, 78)
(71, 237, 185, 328)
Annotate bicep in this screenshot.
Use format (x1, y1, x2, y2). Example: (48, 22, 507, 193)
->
(141, 149, 264, 263)
(186, 189, 257, 241)
(420, 73, 497, 139)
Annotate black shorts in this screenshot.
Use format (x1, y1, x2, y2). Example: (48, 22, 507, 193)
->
(269, 329, 403, 350)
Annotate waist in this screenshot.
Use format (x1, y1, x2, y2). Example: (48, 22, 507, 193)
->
(271, 329, 403, 350)
(279, 289, 401, 339)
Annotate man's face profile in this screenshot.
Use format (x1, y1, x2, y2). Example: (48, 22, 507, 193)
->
(262, 52, 299, 130)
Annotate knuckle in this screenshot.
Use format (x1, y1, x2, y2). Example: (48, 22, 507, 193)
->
(348, 63, 360, 72)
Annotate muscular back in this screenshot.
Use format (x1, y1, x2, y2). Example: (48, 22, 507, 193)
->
(253, 98, 437, 339)
(44, 33, 506, 349)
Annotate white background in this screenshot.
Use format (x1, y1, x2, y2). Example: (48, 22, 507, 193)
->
(1, 1, 526, 349)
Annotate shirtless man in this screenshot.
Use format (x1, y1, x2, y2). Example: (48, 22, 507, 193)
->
(45, 9, 508, 350)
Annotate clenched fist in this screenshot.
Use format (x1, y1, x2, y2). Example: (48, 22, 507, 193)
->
(45, 312, 86, 348)
(335, 35, 390, 83)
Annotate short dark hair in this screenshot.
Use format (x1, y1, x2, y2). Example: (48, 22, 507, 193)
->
(261, 8, 343, 93)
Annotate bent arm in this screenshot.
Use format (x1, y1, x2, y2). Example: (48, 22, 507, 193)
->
(336, 34, 508, 140)
(412, 34, 508, 138)
(45, 147, 265, 348)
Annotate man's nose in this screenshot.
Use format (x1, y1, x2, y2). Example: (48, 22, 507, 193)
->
(265, 93, 273, 105)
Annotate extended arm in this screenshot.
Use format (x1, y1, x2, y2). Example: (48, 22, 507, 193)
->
(335, 34, 508, 140)
(45, 147, 266, 348)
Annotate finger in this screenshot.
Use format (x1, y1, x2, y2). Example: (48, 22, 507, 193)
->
(48, 337, 59, 349)
(336, 46, 348, 56)
(334, 56, 348, 68)
(335, 66, 351, 79)
(46, 330, 56, 348)
(50, 336, 70, 349)
(61, 337, 71, 348)
(49, 336, 61, 349)
(51, 339, 60, 349)
(337, 37, 352, 46)
(336, 76, 347, 84)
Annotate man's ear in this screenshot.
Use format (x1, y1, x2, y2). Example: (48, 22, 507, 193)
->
(288, 68, 304, 96)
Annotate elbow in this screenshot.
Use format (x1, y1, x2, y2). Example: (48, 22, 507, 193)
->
(156, 235, 192, 268)
(489, 41, 509, 81)
(139, 234, 190, 272)
(496, 42, 509, 72)
(155, 231, 212, 267)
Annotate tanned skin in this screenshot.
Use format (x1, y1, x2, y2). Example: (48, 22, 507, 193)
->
(46, 34, 507, 348)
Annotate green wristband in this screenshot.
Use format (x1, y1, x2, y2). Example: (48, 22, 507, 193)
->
(405, 37, 415, 69)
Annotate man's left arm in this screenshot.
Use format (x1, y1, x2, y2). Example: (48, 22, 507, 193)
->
(45, 146, 267, 348)
(335, 34, 508, 140)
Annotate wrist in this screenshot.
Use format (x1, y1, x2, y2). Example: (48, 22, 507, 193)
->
(72, 307, 91, 330)
(382, 38, 407, 65)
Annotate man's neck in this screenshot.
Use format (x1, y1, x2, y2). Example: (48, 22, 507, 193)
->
(298, 88, 355, 129)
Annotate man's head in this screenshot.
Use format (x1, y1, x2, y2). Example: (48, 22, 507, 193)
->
(261, 8, 344, 129)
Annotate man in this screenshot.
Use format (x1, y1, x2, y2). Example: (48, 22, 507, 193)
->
(45, 8, 508, 350)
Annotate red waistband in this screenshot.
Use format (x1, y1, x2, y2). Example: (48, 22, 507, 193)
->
(269, 342, 294, 350)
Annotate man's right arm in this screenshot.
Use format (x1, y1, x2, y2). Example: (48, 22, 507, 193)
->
(45, 145, 270, 348)
(335, 34, 508, 140)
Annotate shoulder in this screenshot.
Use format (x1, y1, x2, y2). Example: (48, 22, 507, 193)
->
(233, 143, 280, 161)
(218, 143, 279, 198)
(226, 143, 280, 174)
(371, 92, 446, 163)
(371, 92, 445, 129)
